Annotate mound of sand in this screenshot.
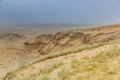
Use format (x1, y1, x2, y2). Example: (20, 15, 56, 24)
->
(0, 33, 25, 42)
(24, 24, 120, 55)
(0, 24, 120, 77)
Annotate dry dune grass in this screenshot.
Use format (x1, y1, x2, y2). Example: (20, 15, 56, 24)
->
(2, 42, 120, 80)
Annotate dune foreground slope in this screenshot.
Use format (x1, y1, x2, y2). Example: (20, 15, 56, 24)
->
(0, 24, 120, 79)
(2, 42, 120, 80)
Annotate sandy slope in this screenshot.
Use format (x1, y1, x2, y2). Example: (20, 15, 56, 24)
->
(0, 34, 39, 77)
(4, 42, 120, 80)
(0, 24, 120, 78)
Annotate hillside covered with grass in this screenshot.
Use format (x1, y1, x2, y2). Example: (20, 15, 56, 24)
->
(2, 41, 120, 80)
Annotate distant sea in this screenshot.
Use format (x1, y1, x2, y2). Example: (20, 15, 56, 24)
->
(0, 24, 95, 34)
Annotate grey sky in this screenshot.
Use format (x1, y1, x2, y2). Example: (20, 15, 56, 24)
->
(0, 0, 120, 25)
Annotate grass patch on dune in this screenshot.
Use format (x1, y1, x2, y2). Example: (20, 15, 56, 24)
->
(93, 48, 120, 61)
(57, 48, 120, 80)
(5, 61, 64, 80)
(3, 42, 113, 80)
(39, 61, 64, 74)
(3, 47, 120, 80)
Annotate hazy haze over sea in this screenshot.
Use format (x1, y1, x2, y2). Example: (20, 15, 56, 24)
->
(0, 0, 120, 34)
(0, 24, 94, 34)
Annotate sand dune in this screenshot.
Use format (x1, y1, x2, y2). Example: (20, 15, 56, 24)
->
(0, 24, 120, 78)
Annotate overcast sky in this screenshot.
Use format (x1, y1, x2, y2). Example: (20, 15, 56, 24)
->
(0, 0, 120, 25)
